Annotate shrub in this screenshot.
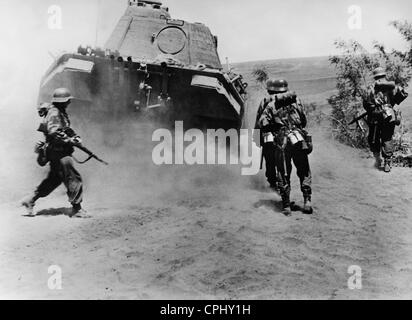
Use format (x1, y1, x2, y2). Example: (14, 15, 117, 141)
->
(328, 21, 412, 152)
(252, 66, 269, 89)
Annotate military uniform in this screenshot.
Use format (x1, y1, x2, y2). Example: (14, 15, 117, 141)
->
(22, 88, 87, 217)
(33, 105, 83, 206)
(363, 68, 407, 172)
(259, 91, 313, 214)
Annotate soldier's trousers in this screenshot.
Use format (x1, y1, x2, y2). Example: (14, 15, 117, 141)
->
(34, 156, 83, 206)
(262, 142, 277, 187)
(368, 122, 395, 159)
(275, 143, 312, 207)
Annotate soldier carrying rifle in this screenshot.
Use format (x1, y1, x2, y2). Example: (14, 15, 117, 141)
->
(21, 88, 107, 218)
(254, 79, 282, 190)
(258, 80, 313, 216)
(362, 67, 408, 172)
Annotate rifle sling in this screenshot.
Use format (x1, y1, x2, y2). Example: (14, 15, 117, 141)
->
(72, 154, 94, 164)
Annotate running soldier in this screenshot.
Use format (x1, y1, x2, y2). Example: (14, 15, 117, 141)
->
(259, 80, 313, 216)
(21, 88, 89, 218)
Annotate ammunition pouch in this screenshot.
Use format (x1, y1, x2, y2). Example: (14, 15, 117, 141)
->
(262, 132, 275, 144)
(394, 109, 402, 126)
(382, 105, 396, 123)
(299, 130, 313, 155)
(287, 130, 304, 146)
(35, 142, 50, 167)
(286, 129, 313, 155)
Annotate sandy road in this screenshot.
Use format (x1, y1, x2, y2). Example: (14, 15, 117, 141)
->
(1, 126, 412, 300)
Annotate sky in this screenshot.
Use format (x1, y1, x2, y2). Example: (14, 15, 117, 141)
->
(0, 0, 411, 108)
(1, 0, 412, 62)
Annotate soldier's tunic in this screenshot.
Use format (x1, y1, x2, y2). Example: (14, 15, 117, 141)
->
(34, 105, 83, 205)
(254, 96, 277, 187)
(259, 94, 312, 207)
(363, 81, 402, 159)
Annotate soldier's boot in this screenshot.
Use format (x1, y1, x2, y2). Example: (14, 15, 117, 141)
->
(71, 204, 91, 219)
(282, 206, 292, 216)
(384, 158, 392, 173)
(303, 195, 313, 215)
(281, 196, 292, 216)
(373, 152, 382, 169)
(269, 183, 279, 193)
(20, 194, 38, 216)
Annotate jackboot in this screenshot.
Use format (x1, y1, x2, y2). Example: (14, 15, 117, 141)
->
(282, 196, 291, 216)
(71, 204, 91, 219)
(303, 195, 313, 214)
(384, 158, 392, 173)
(20, 194, 38, 216)
(374, 152, 382, 169)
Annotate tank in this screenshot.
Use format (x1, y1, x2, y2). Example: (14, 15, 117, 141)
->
(38, 0, 248, 131)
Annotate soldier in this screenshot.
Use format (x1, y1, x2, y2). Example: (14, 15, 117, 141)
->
(21, 88, 90, 218)
(259, 80, 313, 216)
(254, 79, 284, 189)
(37, 102, 51, 118)
(363, 67, 408, 172)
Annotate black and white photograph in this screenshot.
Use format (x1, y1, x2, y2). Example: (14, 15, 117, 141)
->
(0, 0, 412, 304)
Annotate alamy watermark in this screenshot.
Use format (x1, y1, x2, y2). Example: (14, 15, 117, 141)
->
(48, 5, 63, 30)
(152, 121, 261, 176)
(347, 5, 362, 30)
(347, 265, 362, 290)
(48, 265, 62, 290)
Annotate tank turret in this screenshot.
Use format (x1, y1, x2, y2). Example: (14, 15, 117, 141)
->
(105, 0, 221, 69)
(38, 0, 247, 132)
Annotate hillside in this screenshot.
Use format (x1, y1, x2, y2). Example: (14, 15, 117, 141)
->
(234, 56, 337, 104)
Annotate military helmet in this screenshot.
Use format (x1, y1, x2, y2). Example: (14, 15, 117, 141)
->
(51, 88, 73, 103)
(373, 67, 386, 79)
(266, 79, 288, 93)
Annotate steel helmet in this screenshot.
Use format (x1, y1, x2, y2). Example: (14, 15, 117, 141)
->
(373, 67, 386, 79)
(267, 79, 288, 93)
(51, 88, 73, 103)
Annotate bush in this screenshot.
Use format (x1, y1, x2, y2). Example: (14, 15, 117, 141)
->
(252, 66, 269, 89)
(328, 20, 412, 150)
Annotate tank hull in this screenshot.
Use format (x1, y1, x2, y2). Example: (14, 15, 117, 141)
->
(39, 53, 245, 130)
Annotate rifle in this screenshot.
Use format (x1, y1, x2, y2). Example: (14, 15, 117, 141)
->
(58, 129, 109, 165)
(71, 141, 109, 165)
(349, 83, 408, 127)
(260, 147, 264, 170)
(348, 112, 368, 126)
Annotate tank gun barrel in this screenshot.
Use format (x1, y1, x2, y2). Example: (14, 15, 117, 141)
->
(130, 0, 164, 7)
(137, 0, 162, 4)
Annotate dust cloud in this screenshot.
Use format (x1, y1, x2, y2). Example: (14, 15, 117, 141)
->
(72, 114, 258, 212)
(0, 0, 262, 210)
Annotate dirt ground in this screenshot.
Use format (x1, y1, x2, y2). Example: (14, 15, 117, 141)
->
(1, 120, 412, 299)
(1, 56, 412, 300)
